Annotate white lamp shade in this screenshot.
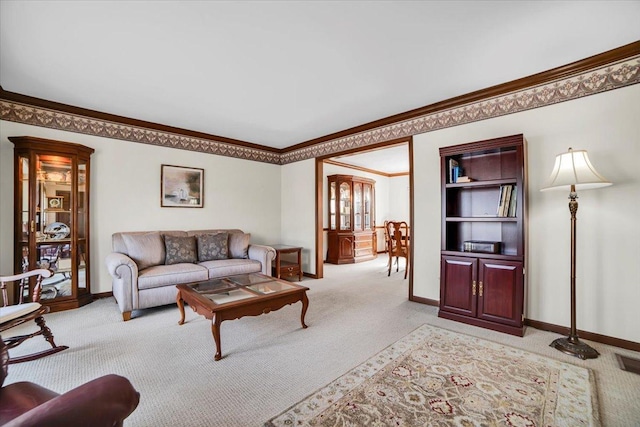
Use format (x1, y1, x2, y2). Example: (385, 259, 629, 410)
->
(541, 148, 611, 191)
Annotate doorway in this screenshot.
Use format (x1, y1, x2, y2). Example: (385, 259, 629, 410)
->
(314, 137, 415, 298)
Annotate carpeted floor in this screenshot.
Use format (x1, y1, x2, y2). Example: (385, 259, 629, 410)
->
(4, 257, 640, 426)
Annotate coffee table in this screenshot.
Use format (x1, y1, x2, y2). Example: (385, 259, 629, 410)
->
(176, 273, 309, 361)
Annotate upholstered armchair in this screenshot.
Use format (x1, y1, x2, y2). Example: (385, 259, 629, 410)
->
(0, 338, 140, 426)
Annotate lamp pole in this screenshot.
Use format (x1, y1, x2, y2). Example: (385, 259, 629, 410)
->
(550, 184, 599, 359)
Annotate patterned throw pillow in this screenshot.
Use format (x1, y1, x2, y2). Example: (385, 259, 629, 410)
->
(164, 235, 198, 265)
(229, 232, 251, 259)
(197, 233, 228, 261)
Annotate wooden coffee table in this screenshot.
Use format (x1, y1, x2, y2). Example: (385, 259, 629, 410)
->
(176, 273, 309, 361)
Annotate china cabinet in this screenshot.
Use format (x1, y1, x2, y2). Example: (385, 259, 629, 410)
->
(438, 134, 527, 336)
(11, 136, 94, 312)
(326, 175, 376, 264)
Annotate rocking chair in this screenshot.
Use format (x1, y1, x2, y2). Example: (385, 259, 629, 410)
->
(0, 268, 68, 364)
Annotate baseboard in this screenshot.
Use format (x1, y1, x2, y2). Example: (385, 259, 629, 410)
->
(525, 319, 640, 352)
(92, 291, 113, 299)
(409, 295, 439, 306)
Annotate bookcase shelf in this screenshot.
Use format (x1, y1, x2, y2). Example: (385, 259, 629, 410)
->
(438, 134, 527, 336)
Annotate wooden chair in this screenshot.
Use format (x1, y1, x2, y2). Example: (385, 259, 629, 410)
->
(386, 221, 410, 279)
(1, 268, 68, 364)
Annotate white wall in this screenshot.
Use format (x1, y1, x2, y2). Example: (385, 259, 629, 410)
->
(0, 121, 282, 294)
(280, 159, 316, 274)
(412, 84, 640, 342)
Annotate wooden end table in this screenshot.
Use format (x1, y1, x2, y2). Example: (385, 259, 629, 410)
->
(270, 244, 303, 281)
(177, 273, 309, 361)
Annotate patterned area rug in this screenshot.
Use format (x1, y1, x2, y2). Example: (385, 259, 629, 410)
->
(265, 324, 600, 426)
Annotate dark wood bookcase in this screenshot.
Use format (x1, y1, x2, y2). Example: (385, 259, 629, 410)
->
(438, 134, 527, 336)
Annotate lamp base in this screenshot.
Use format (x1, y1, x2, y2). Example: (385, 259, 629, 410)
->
(550, 336, 600, 360)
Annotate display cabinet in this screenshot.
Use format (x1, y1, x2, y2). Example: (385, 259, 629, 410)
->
(438, 134, 527, 336)
(11, 136, 94, 312)
(326, 175, 376, 264)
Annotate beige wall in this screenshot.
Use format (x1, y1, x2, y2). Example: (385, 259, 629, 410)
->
(0, 121, 282, 294)
(1, 84, 638, 342)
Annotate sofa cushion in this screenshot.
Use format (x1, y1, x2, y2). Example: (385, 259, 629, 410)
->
(122, 232, 165, 270)
(197, 233, 228, 261)
(200, 258, 262, 278)
(229, 232, 251, 259)
(164, 235, 198, 265)
(138, 264, 208, 290)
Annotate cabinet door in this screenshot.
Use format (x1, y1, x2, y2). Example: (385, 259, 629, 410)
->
(338, 235, 354, 260)
(477, 260, 523, 327)
(440, 256, 477, 317)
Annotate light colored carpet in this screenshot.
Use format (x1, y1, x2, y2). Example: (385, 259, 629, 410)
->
(266, 324, 599, 426)
(4, 257, 640, 426)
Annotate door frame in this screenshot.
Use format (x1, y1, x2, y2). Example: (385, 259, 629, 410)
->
(314, 136, 416, 300)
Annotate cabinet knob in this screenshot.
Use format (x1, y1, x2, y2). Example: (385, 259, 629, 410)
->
(472, 280, 477, 296)
(479, 281, 483, 297)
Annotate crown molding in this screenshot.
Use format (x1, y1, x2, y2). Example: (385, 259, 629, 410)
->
(0, 86, 281, 164)
(1, 41, 639, 165)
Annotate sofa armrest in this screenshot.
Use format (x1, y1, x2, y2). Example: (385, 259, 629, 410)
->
(105, 252, 139, 317)
(248, 244, 276, 276)
(4, 375, 139, 427)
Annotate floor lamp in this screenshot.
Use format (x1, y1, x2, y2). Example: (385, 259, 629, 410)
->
(541, 148, 611, 359)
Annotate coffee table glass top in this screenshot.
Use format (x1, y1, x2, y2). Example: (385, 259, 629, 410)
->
(186, 273, 298, 306)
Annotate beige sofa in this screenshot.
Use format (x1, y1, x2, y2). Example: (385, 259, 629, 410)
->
(105, 229, 276, 321)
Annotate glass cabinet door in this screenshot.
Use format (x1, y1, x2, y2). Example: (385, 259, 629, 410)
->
(77, 161, 88, 294)
(329, 181, 336, 230)
(354, 182, 362, 230)
(36, 153, 74, 302)
(364, 184, 372, 230)
(339, 182, 351, 230)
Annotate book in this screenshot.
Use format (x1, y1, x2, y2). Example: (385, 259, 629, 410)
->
(448, 159, 459, 183)
(497, 185, 507, 216)
(508, 186, 517, 217)
(501, 185, 512, 217)
(456, 176, 473, 183)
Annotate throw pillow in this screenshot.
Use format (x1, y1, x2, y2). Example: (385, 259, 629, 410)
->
(164, 235, 198, 265)
(229, 232, 251, 259)
(122, 232, 165, 270)
(197, 233, 228, 261)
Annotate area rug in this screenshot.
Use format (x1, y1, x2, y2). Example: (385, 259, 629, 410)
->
(265, 324, 600, 426)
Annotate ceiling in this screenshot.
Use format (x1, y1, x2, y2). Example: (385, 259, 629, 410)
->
(1, 1, 639, 152)
(330, 144, 409, 175)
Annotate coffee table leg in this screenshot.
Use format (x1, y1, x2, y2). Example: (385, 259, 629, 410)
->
(211, 314, 223, 361)
(177, 291, 186, 325)
(300, 292, 309, 329)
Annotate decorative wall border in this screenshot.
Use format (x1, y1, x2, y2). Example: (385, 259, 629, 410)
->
(1, 52, 638, 165)
(281, 55, 640, 164)
(0, 100, 281, 164)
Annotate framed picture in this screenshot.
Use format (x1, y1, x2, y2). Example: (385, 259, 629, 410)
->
(47, 196, 65, 211)
(161, 165, 204, 208)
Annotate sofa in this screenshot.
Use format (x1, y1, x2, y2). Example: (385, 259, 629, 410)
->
(105, 229, 276, 321)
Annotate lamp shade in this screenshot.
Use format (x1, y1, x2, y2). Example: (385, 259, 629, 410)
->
(541, 148, 611, 191)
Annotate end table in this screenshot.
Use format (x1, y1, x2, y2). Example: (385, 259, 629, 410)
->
(269, 245, 303, 281)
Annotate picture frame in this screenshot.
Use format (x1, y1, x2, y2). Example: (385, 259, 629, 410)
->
(47, 196, 65, 211)
(160, 165, 204, 208)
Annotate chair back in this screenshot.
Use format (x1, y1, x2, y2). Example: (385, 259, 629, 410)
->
(1, 269, 52, 306)
(386, 221, 409, 256)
